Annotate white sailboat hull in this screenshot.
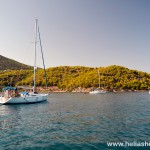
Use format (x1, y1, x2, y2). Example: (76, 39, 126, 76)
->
(0, 94, 49, 105)
(89, 90, 107, 94)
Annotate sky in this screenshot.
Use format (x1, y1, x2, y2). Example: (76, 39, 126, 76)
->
(0, 0, 150, 72)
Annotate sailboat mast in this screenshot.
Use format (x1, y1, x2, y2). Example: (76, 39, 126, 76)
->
(33, 19, 38, 93)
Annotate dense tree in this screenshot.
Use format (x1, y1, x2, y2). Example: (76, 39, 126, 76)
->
(0, 65, 150, 91)
(0, 55, 32, 70)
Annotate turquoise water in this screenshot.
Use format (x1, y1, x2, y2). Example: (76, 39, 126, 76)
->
(0, 92, 150, 150)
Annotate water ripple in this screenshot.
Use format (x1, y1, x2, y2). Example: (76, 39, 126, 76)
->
(0, 92, 150, 149)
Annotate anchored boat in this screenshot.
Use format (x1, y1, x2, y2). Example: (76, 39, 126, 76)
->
(0, 19, 49, 104)
(89, 69, 107, 94)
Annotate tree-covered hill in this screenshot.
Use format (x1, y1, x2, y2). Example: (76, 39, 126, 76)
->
(0, 65, 150, 91)
(0, 55, 32, 70)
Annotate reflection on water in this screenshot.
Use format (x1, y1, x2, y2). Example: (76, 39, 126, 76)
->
(0, 92, 150, 149)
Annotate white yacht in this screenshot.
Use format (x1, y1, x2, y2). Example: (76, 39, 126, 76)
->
(0, 19, 49, 104)
(89, 69, 107, 94)
(0, 87, 48, 104)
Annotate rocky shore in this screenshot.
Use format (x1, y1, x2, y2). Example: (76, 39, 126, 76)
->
(36, 86, 148, 93)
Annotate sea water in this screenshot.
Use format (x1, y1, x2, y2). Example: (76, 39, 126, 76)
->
(0, 92, 150, 150)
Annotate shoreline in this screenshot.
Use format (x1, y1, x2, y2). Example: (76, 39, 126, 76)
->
(36, 86, 149, 93)
(0, 86, 148, 93)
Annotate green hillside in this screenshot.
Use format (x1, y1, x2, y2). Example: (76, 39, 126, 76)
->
(0, 65, 150, 91)
(0, 55, 32, 70)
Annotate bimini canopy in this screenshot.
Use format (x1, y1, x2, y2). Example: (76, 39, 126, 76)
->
(21, 91, 29, 95)
(2, 86, 17, 91)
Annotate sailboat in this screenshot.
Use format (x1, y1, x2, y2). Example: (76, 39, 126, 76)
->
(0, 19, 49, 104)
(89, 69, 107, 94)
